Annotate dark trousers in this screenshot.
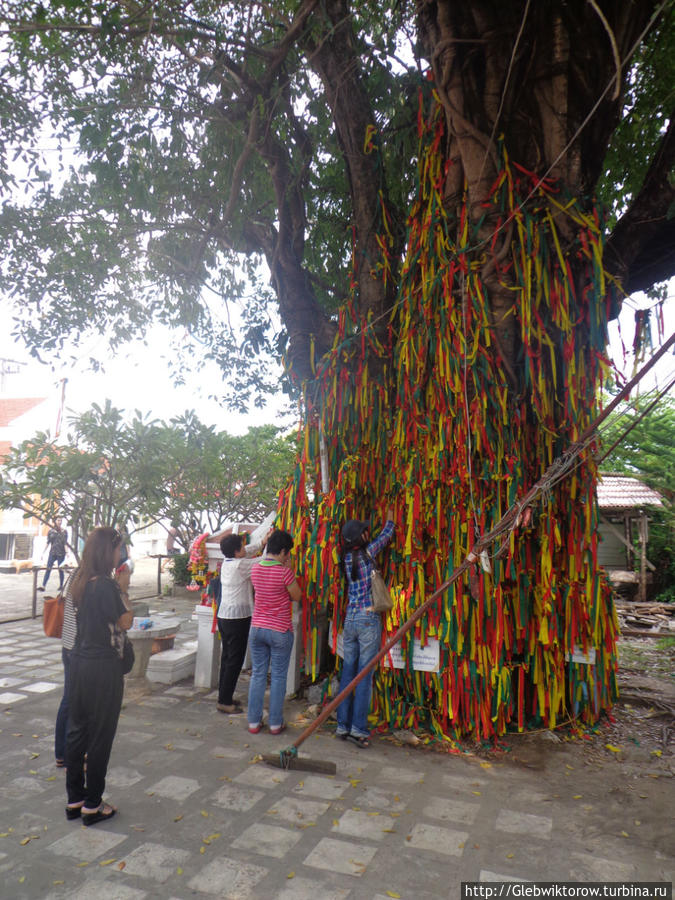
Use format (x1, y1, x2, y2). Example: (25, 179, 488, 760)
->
(217, 616, 251, 705)
(43, 551, 65, 589)
(54, 646, 72, 761)
(65, 654, 123, 809)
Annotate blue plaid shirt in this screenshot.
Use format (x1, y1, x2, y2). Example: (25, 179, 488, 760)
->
(344, 520, 395, 611)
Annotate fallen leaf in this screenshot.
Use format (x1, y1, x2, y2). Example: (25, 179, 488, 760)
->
(386, 892, 401, 898)
(203, 833, 221, 844)
(367, 812, 379, 817)
(573, 795, 582, 800)
(506, 853, 514, 859)
(53, 880, 65, 885)
(30, 753, 40, 759)
(480, 762, 492, 769)
(29, 770, 37, 775)
(200, 810, 209, 818)
(174, 814, 183, 822)
(605, 744, 621, 753)
(77, 862, 88, 868)
(287, 872, 295, 879)
(46, 776, 56, 782)
(176, 867, 183, 875)
(382, 828, 396, 833)
(118, 862, 126, 871)
(634, 820, 641, 826)
(20, 836, 39, 846)
(18, 876, 25, 884)
(99, 858, 117, 866)
(471, 791, 481, 796)
(651, 750, 662, 757)
(621, 831, 629, 838)
(200, 846, 205, 854)
(332, 819, 339, 826)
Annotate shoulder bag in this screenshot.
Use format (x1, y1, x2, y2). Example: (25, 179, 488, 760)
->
(367, 551, 393, 613)
(43, 594, 64, 638)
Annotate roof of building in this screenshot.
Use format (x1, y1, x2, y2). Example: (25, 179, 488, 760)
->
(0, 397, 46, 427)
(597, 473, 664, 510)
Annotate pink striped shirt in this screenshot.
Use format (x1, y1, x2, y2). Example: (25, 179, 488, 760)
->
(251, 560, 297, 632)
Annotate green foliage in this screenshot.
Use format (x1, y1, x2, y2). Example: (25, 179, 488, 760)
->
(0, 403, 296, 558)
(0, 0, 419, 404)
(168, 552, 190, 587)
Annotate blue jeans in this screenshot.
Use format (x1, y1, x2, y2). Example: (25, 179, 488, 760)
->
(43, 551, 65, 590)
(55, 646, 72, 761)
(336, 607, 382, 739)
(247, 627, 294, 729)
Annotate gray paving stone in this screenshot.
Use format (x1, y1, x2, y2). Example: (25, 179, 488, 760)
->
(304, 836, 378, 876)
(379, 765, 425, 784)
(186, 855, 268, 897)
(495, 809, 552, 839)
(234, 765, 292, 789)
(331, 808, 397, 841)
(265, 796, 331, 826)
(211, 744, 250, 759)
(47, 828, 128, 862)
(569, 851, 637, 880)
(0, 676, 25, 687)
(213, 783, 265, 811)
(4, 776, 46, 797)
(406, 822, 468, 856)
(65, 883, 148, 900)
(105, 766, 145, 788)
(293, 776, 350, 800)
(350, 785, 407, 813)
(117, 841, 191, 882)
(232, 821, 303, 858)
(121, 731, 155, 744)
(422, 796, 480, 825)
(146, 775, 200, 801)
(0, 691, 26, 703)
(274, 876, 350, 899)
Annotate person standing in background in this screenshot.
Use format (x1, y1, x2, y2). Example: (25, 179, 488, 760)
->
(39, 516, 68, 592)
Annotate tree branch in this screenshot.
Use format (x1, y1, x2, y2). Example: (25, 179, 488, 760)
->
(604, 113, 675, 298)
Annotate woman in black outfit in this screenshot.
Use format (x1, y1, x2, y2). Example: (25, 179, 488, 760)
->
(65, 527, 133, 825)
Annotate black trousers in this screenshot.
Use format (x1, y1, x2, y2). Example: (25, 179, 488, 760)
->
(217, 616, 251, 705)
(65, 653, 123, 809)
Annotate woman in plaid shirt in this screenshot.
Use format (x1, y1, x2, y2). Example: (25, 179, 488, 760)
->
(335, 509, 394, 748)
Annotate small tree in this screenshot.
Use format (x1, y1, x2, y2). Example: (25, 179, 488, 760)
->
(0, 404, 296, 559)
(0, 401, 178, 557)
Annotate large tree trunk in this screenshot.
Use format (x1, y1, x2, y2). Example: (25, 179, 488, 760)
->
(277, 0, 670, 739)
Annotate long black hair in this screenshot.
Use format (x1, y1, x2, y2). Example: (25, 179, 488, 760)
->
(340, 535, 369, 583)
(71, 527, 122, 609)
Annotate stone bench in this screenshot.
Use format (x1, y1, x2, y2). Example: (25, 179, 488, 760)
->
(146, 640, 197, 684)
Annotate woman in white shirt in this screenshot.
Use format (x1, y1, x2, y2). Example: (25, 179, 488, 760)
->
(215, 531, 269, 714)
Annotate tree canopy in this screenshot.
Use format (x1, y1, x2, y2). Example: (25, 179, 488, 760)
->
(1, 1, 673, 402)
(0, 403, 295, 557)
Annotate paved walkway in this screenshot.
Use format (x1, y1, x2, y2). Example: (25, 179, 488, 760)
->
(0, 611, 672, 898)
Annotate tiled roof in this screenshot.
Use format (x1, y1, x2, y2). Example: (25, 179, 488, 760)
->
(597, 473, 664, 510)
(0, 397, 46, 427)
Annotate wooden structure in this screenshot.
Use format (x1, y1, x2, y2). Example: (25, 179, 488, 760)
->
(597, 473, 665, 603)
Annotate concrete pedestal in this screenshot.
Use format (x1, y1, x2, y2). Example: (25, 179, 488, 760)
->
(285, 607, 303, 698)
(195, 604, 220, 689)
(126, 616, 181, 680)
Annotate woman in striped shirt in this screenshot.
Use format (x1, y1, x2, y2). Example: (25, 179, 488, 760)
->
(247, 530, 302, 735)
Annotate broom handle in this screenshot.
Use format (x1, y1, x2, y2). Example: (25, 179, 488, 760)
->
(288, 330, 675, 754)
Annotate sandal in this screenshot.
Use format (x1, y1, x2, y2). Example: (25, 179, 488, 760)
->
(65, 802, 84, 820)
(269, 722, 286, 735)
(55, 758, 65, 768)
(346, 734, 370, 749)
(81, 803, 116, 826)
